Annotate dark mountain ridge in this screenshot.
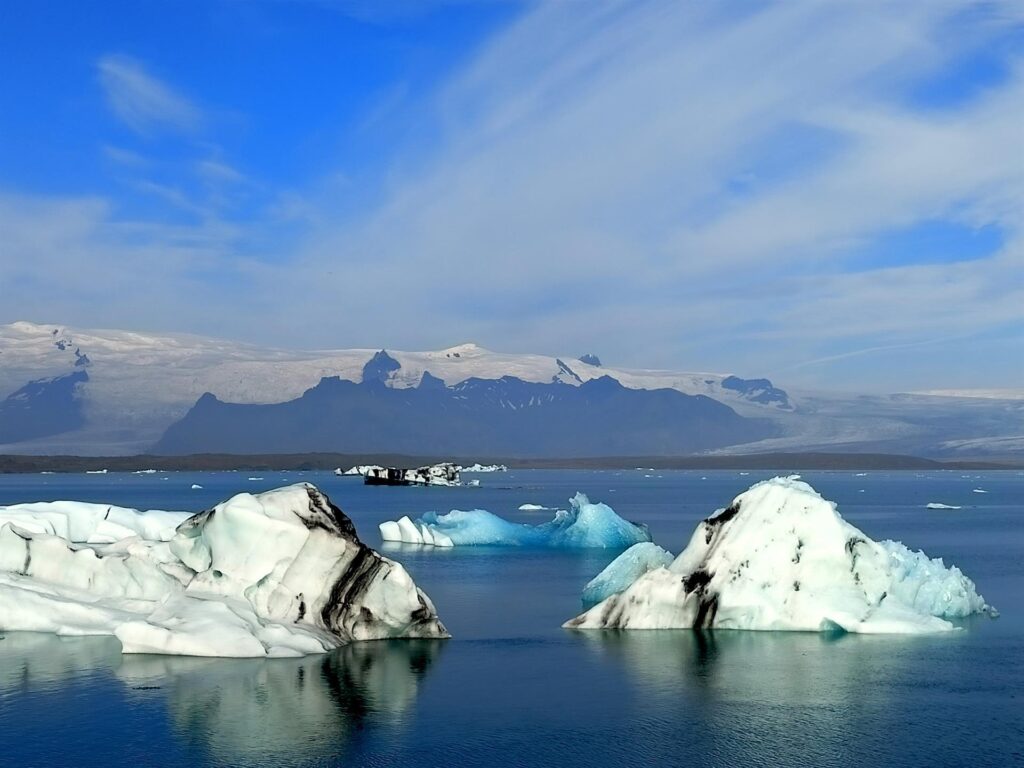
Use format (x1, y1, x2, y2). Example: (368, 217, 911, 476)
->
(154, 372, 775, 457)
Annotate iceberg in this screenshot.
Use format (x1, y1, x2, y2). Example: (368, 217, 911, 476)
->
(518, 503, 549, 511)
(461, 463, 508, 473)
(336, 465, 384, 476)
(926, 502, 961, 510)
(379, 493, 650, 548)
(0, 484, 448, 657)
(565, 477, 993, 634)
(340, 462, 462, 486)
(582, 542, 675, 605)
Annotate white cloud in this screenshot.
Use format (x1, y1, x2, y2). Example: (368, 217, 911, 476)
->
(4, 3, 1023, 392)
(97, 54, 201, 134)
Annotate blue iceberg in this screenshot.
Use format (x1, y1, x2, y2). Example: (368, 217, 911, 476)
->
(379, 493, 650, 549)
(582, 542, 675, 605)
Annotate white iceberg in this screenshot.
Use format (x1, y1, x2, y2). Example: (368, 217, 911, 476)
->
(379, 493, 650, 549)
(926, 502, 961, 510)
(0, 484, 448, 657)
(565, 477, 993, 634)
(461, 463, 508, 473)
(191, 484, 203, 490)
(518, 503, 549, 511)
(336, 465, 384, 476)
(582, 542, 675, 605)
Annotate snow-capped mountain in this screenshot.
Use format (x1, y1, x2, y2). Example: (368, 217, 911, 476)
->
(0, 321, 1020, 458)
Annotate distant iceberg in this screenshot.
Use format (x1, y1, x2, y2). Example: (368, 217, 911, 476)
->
(380, 493, 650, 549)
(518, 503, 549, 511)
(565, 477, 993, 634)
(926, 502, 961, 510)
(338, 462, 462, 486)
(0, 484, 447, 657)
(582, 542, 674, 605)
(461, 463, 508, 473)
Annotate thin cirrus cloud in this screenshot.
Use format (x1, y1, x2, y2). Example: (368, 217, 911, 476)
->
(97, 54, 201, 135)
(282, 0, 1023, 388)
(1, 2, 1021, 392)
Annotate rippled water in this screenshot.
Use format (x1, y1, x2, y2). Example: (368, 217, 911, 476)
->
(1, 469, 1021, 767)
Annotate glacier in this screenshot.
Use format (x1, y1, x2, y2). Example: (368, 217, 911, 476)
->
(566, 476, 993, 634)
(379, 493, 651, 548)
(582, 542, 675, 605)
(0, 484, 448, 657)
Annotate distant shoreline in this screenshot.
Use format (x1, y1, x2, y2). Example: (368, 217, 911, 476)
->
(0, 451, 1018, 473)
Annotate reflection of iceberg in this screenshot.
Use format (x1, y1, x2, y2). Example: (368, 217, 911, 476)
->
(0, 484, 448, 656)
(567, 477, 993, 634)
(0, 631, 441, 765)
(379, 493, 651, 548)
(582, 542, 674, 605)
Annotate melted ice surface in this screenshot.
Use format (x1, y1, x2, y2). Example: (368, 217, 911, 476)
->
(380, 493, 650, 548)
(567, 476, 992, 634)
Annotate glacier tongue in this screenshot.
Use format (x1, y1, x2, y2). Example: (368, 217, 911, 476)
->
(379, 492, 651, 548)
(0, 484, 448, 657)
(565, 476, 993, 634)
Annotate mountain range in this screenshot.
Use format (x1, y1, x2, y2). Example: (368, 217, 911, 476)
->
(1, 321, 1021, 459)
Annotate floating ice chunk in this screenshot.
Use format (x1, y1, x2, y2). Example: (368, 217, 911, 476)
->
(461, 463, 508, 473)
(972, 489, 988, 494)
(565, 476, 993, 634)
(191, 484, 203, 490)
(926, 503, 961, 510)
(518, 504, 548, 511)
(582, 542, 675, 605)
(0, 484, 448, 657)
(379, 493, 650, 549)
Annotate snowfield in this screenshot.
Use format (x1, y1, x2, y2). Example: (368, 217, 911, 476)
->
(0, 484, 448, 657)
(566, 477, 993, 634)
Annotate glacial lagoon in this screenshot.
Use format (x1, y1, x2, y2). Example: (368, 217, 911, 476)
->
(1, 469, 1021, 767)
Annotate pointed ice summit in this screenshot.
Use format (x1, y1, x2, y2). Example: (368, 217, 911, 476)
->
(566, 476, 993, 634)
(0, 484, 448, 656)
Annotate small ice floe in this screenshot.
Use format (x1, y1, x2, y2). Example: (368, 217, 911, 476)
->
(191, 484, 203, 490)
(86, 469, 108, 475)
(926, 503, 961, 510)
(518, 504, 549, 511)
(248, 477, 264, 481)
(133, 469, 158, 475)
(972, 489, 988, 494)
(467, 479, 480, 487)
(855, 473, 868, 477)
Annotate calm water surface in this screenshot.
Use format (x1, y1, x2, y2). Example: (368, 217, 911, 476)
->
(0, 469, 1021, 767)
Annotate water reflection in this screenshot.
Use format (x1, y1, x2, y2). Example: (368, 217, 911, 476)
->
(579, 630, 959, 766)
(0, 634, 443, 765)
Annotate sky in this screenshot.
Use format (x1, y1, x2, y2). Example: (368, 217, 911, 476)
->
(1, 0, 1022, 393)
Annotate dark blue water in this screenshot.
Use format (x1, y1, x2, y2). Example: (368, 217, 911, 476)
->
(0, 469, 1021, 767)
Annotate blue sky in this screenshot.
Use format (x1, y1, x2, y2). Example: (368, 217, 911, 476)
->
(1, 0, 1021, 392)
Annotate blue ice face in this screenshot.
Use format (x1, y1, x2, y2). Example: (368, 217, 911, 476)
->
(581, 542, 675, 605)
(416, 493, 651, 548)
